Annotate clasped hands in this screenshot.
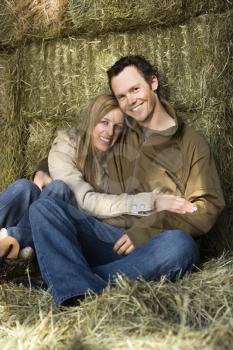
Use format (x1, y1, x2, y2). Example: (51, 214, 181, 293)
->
(114, 193, 197, 256)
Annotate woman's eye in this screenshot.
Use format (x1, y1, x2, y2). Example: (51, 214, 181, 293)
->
(101, 120, 108, 125)
(115, 124, 124, 131)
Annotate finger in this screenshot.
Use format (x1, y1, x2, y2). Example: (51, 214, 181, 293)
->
(172, 198, 197, 212)
(113, 234, 127, 252)
(124, 244, 135, 255)
(116, 239, 132, 255)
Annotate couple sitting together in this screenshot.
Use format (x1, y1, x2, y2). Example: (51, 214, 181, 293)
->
(0, 55, 225, 305)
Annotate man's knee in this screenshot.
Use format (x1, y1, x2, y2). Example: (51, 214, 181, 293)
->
(163, 230, 199, 279)
(163, 230, 199, 266)
(145, 230, 199, 281)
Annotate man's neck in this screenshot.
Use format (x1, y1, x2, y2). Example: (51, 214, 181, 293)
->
(142, 95, 175, 131)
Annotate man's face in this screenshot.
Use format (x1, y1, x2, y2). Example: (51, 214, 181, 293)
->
(111, 66, 158, 126)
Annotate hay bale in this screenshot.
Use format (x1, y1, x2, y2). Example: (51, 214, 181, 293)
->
(67, 0, 184, 36)
(0, 124, 25, 191)
(1, 0, 232, 48)
(24, 117, 75, 177)
(68, 0, 233, 37)
(0, 0, 68, 47)
(0, 53, 24, 190)
(19, 12, 232, 117)
(19, 38, 97, 120)
(0, 53, 15, 120)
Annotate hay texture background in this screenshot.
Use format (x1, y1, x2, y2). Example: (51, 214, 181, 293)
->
(1, 256, 233, 349)
(0, 2, 232, 253)
(0, 0, 232, 47)
(0, 52, 25, 189)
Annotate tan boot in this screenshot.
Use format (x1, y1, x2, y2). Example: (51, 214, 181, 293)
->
(0, 236, 20, 259)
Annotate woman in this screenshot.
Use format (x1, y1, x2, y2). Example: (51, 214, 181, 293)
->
(0, 94, 194, 266)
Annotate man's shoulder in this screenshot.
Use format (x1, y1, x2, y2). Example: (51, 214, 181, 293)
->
(180, 123, 210, 153)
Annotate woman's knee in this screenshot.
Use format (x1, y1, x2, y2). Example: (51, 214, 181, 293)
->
(41, 180, 76, 204)
(44, 180, 70, 193)
(10, 179, 40, 196)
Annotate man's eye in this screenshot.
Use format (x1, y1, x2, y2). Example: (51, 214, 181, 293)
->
(134, 87, 139, 92)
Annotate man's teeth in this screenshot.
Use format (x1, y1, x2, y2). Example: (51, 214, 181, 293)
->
(131, 104, 142, 111)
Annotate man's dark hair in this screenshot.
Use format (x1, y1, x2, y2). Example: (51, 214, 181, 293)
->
(107, 55, 165, 98)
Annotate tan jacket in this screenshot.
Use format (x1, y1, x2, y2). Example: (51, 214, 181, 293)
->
(105, 106, 225, 246)
(48, 130, 156, 219)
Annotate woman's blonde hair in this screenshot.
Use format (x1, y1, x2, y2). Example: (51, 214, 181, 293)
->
(75, 94, 121, 187)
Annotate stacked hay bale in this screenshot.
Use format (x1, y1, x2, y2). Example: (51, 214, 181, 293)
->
(0, 52, 25, 190)
(0, 0, 232, 254)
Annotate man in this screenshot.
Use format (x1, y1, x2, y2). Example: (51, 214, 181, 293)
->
(29, 56, 224, 305)
(105, 55, 225, 251)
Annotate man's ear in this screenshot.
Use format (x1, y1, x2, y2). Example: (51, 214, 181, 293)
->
(151, 75, 158, 91)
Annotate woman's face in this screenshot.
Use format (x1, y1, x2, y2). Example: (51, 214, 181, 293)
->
(92, 108, 124, 152)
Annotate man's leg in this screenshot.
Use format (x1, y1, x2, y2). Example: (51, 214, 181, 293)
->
(93, 230, 199, 282)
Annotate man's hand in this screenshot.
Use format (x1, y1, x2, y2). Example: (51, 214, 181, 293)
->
(113, 234, 135, 255)
(155, 194, 197, 214)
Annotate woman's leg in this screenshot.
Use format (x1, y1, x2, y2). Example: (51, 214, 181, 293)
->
(7, 180, 76, 249)
(0, 179, 40, 256)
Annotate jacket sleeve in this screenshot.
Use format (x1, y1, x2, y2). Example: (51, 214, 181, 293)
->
(48, 132, 156, 219)
(125, 140, 225, 247)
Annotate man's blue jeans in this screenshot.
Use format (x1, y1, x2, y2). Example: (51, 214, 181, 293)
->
(29, 182, 199, 305)
(0, 179, 76, 248)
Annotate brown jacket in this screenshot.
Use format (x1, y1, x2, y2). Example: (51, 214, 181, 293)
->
(105, 105, 225, 246)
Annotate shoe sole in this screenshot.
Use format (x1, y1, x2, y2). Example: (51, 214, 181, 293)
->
(0, 236, 20, 259)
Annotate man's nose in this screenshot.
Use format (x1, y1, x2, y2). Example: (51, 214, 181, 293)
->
(127, 94, 136, 106)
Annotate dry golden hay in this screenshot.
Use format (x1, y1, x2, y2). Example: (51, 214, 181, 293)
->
(0, 0, 232, 47)
(67, 0, 233, 37)
(0, 255, 233, 349)
(0, 0, 68, 47)
(0, 53, 15, 121)
(24, 117, 77, 177)
(0, 124, 25, 191)
(0, 52, 25, 190)
(19, 11, 232, 120)
(67, 0, 184, 36)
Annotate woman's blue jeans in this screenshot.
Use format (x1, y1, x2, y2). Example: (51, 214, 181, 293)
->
(28, 182, 199, 305)
(0, 179, 76, 248)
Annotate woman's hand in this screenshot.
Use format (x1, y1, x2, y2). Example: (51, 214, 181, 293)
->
(33, 171, 52, 191)
(155, 194, 197, 214)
